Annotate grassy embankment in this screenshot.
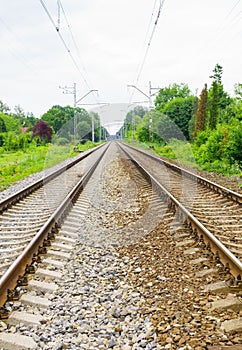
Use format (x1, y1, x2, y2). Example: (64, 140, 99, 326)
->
(0, 141, 98, 191)
(126, 139, 242, 188)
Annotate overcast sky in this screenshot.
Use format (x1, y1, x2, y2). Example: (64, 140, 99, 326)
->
(0, 0, 241, 132)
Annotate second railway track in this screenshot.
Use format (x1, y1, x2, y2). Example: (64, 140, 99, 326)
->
(0, 141, 241, 349)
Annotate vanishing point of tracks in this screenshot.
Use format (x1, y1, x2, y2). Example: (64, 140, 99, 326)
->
(0, 141, 241, 349)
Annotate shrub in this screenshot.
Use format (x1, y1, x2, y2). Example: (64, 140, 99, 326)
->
(55, 137, 69, 146)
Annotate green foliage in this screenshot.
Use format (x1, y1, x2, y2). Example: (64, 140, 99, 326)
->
(193, 121, 242, 170)
(208, 81, 219, 129)
(234, 83, 242, 99)
(209, 63, 223, 84)
(225, 121, 242, 164)
(0, 112, 21, 132)
(0, 117, 6, 132)
(194, 84, 207, 138)
(0, 100, 10, 114)
(157, 114, 185, 141)
(136, 125, 149, 142)
(1, 131, 32, 151)
(155, 83, 191, 110)
(162, 96, 195, 140)
(0, 145, 76, 190)
(154, 144, 176, 159)
(42, 105, 101, 142)
(54, 137, 69, 146)
(42, 105, 73, 133)
(77, 121, 91, 140)
(208, 64, 231, 129)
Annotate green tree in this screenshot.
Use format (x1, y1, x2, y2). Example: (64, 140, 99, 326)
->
(0, 112, 21, 132)
(234, 83, 242, 99)
(155, 83, 191, 110)
(194, 84, 207, 138)
(0, 100, 10, 114)
(209, 63, 223, 84)
(42, 105, 73, 133)
(162, 96, 195, 140)
(208, 64, 231, 129)
(0, 117, 6, 132)
(77, 121, 91, 140)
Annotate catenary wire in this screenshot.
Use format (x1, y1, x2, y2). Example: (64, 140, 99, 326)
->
(58, 0, 98, 102)
(38, 0, 98, 102)
(129, 0, 166, 105)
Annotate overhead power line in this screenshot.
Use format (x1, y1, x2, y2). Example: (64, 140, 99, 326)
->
(134, 0, 165, 86)
(129, 0, 165, 105)
(143, 0, 158, 45)
(38, 0, 97, 102)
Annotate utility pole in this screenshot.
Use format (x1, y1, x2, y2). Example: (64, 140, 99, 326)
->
(91, 113, 95, 142)
(127, 81, 160, 142)
(132, 111, 135, 142)
(59, 83, 98, 146)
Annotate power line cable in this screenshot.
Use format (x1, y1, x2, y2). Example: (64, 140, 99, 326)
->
(143, 0, 158, 45)
(58, 0, 97, 98)
(129, 0, 166, 104)
(135, 0, 165, 86)
(38, 0, 97, 101)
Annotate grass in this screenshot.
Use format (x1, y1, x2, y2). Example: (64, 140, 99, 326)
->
(0, 141, 100, 192)
(124, 138, 242, 177)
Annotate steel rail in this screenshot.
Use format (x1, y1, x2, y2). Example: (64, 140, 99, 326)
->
(120, 142, 242, 204)
(0, 143, 106, 213)
(119, 143, 242, 282)
(0, 144, 109, 307)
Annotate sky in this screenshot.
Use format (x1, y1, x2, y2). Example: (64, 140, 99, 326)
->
(0, 0, 241, 133)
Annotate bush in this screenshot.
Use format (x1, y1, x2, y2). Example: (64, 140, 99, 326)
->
(55, 137, 69, 146)
(193, 121, 242, 170)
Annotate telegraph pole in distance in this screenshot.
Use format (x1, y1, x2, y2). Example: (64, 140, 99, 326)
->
(127, 81, 160, 142)
(59, 84, 98, 146)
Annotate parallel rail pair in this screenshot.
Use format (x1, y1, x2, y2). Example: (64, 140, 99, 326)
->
(0, 141, 241, 312)
(0, 143, 108, 308)
(118, 142, 242, 283)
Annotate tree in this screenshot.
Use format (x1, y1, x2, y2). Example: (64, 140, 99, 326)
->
(234, 83, 242, 100)
(194, 84, 207, 138)
(42, 105, 73, 133)
(208, 79, 219, 129)
(0, 100, 10, 114)
(0, 117, 6, 132)
(208, 64, 231, 129)
(32, 120, 52, 143)
(155, 83, 191, 110)
(77, 121, 91, 140)
(162, 96, 195, 140)
(209, 63, 223, 84)
(0, 112, 21, 132)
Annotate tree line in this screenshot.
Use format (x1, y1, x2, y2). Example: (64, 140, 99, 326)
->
(119, 64, 241, 172)
(0, 103, 105, 152)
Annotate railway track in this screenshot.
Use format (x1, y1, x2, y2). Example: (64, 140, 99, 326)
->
(119, 142, 242, 281)
(0, 141, 241, 349)
(0, 143, 109, 304)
